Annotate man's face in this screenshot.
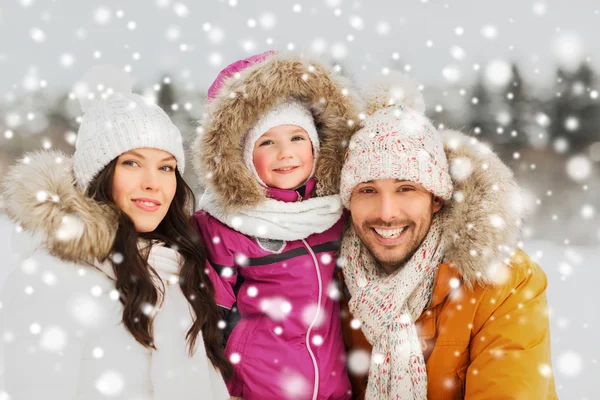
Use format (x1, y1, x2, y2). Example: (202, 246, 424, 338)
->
(349, 178, 443, 274)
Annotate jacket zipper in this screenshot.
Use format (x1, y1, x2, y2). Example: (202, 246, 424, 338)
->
(301, 239, 321, 400)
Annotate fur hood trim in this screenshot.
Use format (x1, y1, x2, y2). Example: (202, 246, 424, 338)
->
(1, 151, 118, 264)
(193, 52, 361, 212)
(440, 130, 523, 288)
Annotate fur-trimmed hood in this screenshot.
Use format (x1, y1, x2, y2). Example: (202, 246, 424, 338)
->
(438, 129, 523, 288)
(193, 52, 361, 212)
(1, 150, 118, 264)
(352, 73, 524, 288)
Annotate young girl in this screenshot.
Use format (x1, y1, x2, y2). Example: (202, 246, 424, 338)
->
(0, 68, 231, 399)
(193, 52, 360, 400)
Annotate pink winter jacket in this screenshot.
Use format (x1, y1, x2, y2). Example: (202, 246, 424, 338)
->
(195, 179, 351, 400)
(193, 50, 361, 399)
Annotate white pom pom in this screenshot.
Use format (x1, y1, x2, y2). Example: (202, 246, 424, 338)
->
(363, 71, 425, 115)
(73, 65, 134, 114)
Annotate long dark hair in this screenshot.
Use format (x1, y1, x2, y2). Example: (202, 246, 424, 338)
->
(87, 158, 232, 379)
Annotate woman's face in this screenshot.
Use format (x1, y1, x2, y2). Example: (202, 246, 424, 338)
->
(111, 148, 178, 233)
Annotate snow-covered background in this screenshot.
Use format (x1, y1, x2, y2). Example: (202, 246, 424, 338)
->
(0, 0, 599, 398)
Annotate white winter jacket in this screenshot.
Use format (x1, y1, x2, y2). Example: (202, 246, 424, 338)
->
(0, 151, 230, 399)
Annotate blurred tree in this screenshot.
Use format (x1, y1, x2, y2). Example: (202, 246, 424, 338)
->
(549, 63, 600, 154)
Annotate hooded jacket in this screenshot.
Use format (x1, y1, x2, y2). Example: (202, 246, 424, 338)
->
(339, 129, 558, 399)
(193, 52, 360, 400)
(0, 151, 229, 400)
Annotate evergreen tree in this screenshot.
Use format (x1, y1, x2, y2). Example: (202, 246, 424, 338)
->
(502, 63, 531, 151)
(549, 63, 600, 154)
(157, 75, 177, 116)
(468, 74, 496, 143)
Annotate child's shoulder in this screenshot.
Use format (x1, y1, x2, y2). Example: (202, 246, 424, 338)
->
(193, 210, 247, 251)
(194, 210, 231, 235)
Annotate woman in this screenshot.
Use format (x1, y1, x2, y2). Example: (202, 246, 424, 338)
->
(0, 69, 231, 399)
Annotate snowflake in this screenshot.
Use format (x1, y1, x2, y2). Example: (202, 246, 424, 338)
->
(93, 7, 112, 25)
(60, 53, 75, 68)
(485, 60, 512, 87)
(165, 26, 181, 41)
(580, 204, 595, 219)
(331, 42, 348, 59)
(229, 352, 241, 364)
(69, 295, 105, 327)
(532, 1, 548, 16)
(450, 46, 466, 61)
(375, 21, 391, 35)
(563, 116, 580, 132)
(553, 137, 569, 154)
(566, 155, 592, 182)
(481, 24, 498, 39)
(552, 32, 584, 72)
(280, 369, 310, 399)
(92, 347, 104, 358)
(311, 38, 327, 54)
(207, 27, 224, 44)
(246, 285, 258, 297)
(260, 296, 292, 321)
(442, 65, 461, 83)
(29, 323, 42, 335)
(347, 349, 371, 375)
(95, 370, 125, 396)
(557, 351, 583, 377)
(173, 2, 189, 18)
(40, 326, 67, 352)
(30, 28, 46, 43)
(450, 157, 473, 182)
(302, 303, 325, 327)
(259, 12, 276, 30)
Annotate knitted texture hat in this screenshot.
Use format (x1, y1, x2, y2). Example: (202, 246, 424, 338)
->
(243, 98, 319, 187)
(340, 72, 452, 207)
(73, 65, 185, 189)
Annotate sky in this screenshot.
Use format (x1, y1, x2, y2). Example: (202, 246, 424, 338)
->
(0, 0, 599, 98)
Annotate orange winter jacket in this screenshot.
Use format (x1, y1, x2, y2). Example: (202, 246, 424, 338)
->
(340, 250, 558, 400)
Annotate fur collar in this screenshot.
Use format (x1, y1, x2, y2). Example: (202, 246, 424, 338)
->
(439, 129, 523, 288)
(1, 151, 118, 264)
(192, 52, 361, 213)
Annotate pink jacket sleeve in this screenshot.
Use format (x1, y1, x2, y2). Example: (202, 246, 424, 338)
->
(193, 211, 237, 310)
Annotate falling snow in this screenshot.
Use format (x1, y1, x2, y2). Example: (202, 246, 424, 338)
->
(0, 3, 598, 398)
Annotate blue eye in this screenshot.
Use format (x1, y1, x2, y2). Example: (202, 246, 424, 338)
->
(123, 160, 139, 167)
(160, 165, 175, 172)
(259, 140, 274, 146)
(291, 136, 306, 141)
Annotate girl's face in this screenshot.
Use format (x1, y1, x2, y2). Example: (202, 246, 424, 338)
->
(111, 148, 177, 232)
(252, 124, 314, 190)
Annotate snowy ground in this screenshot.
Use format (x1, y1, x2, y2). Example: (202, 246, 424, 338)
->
(0, 213, 598, 398)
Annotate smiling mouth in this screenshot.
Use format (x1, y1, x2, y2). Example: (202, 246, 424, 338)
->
(133, 200, 159, 207)
(131, 198, 161, 212)
(372, 226, 407, 239)
(273, 166, 299, 172)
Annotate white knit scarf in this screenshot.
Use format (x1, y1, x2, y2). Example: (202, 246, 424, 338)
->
(95, 244, 230, 399)
(340, 216, 446, 400)
(199, 188, 343, 241)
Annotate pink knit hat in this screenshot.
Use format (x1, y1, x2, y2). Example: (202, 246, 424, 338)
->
(207, 50, 277, 101)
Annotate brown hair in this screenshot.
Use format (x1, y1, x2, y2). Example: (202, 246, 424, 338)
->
(86, 158, 232, 378)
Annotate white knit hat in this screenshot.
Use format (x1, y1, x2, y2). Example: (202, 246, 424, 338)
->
(72, 65, 185, 189)
(340, 73, 453, 207)
(243, 99, 319, 187)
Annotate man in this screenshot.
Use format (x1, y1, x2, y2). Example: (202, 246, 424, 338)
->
(338, 76, 557, 399)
